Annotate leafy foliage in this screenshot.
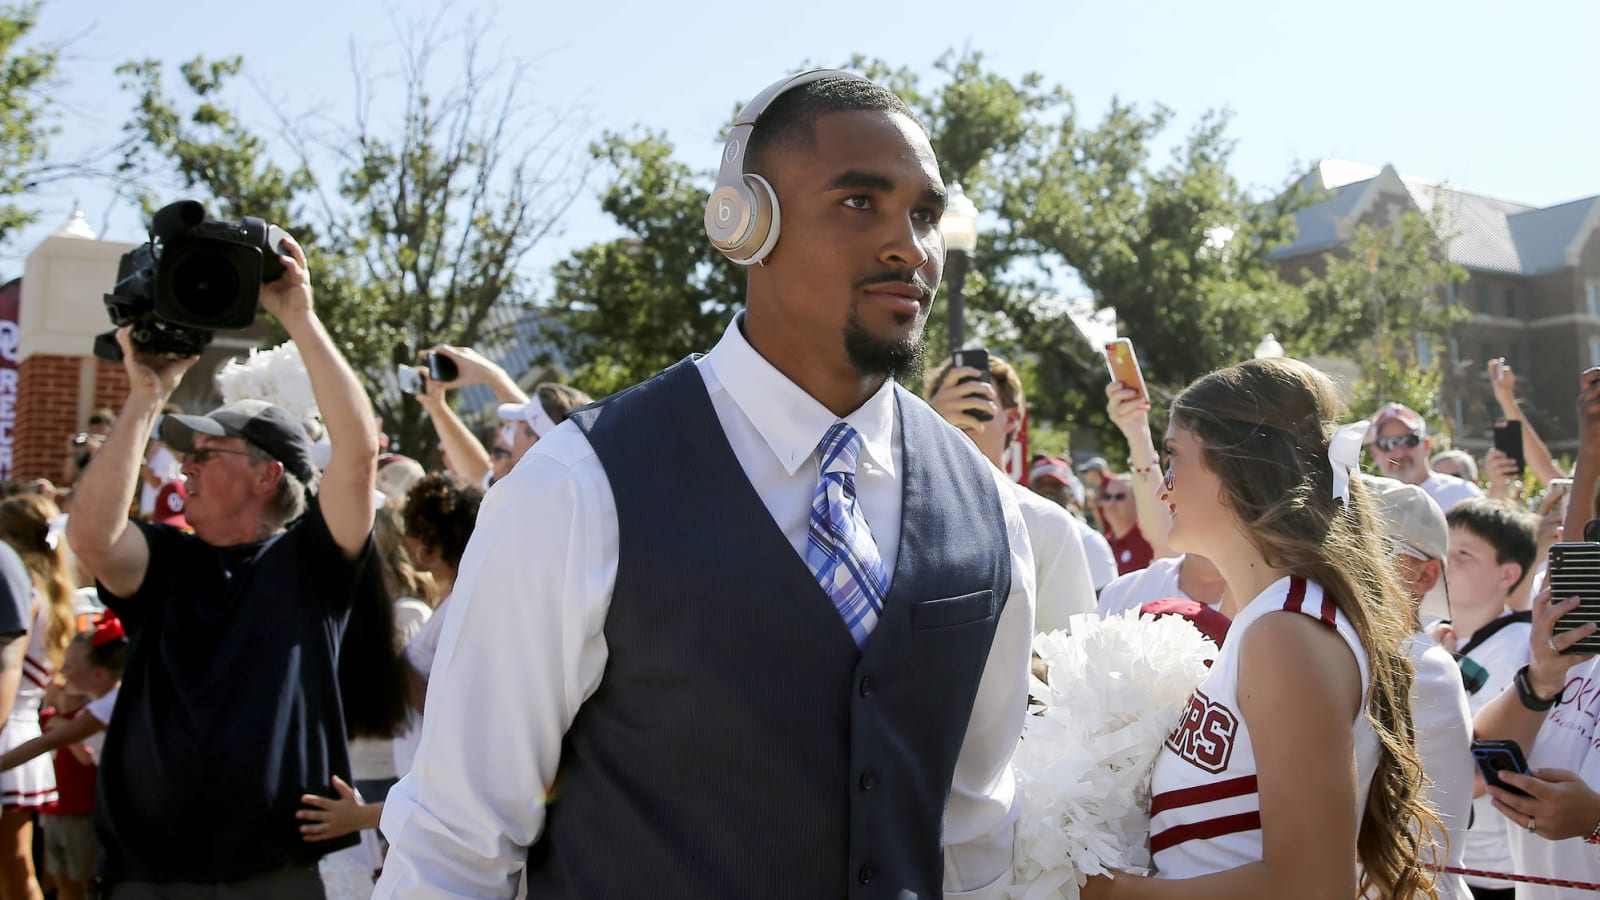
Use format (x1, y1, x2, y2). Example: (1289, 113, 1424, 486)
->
(0, 1, 57, 254)
(115, 20, 588, 453)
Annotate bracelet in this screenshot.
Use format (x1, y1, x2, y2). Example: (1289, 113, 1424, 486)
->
(1515, 664, 1564, 712)
(1586, 817, 1600, 846)
(1128, 459, 1161, 478)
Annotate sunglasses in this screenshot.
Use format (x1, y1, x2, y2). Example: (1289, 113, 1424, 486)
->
(1101, 492, 1131, 502)
(186, 447, 254, 465)
(1374, 434, 1422, 452)
(491, 448, 512, 460)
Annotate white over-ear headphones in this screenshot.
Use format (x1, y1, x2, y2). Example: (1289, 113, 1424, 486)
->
(703, 68, 868, 267)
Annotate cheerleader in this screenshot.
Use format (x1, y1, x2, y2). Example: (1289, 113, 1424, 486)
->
(1083, 358, 1439, 900)
(0, 494, 77, 900)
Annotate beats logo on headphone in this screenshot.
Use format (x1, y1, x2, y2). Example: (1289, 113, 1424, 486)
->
(703, 69, 867, 267)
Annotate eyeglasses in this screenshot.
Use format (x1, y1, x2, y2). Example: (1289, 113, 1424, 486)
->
(1374, 434, 1422, 453)
(186, 447, 254, 465)
(1101, 492, 1131, 502)
(491, 448, 512, 460)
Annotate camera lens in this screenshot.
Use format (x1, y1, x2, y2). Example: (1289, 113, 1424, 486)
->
(169, 251, 241, 318)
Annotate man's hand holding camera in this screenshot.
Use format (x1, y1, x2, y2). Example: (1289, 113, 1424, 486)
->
(259, 235, 315, 328)
(114, 327, 199, 404)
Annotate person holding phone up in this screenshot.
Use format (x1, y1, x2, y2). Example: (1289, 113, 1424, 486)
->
(1470, 367, 1600, 899)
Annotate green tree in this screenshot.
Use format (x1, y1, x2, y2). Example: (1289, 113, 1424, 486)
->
(116, 20, 589, 455)
(0, 1, 58, 256)
(1001, 104, 1305, 415)
(543, 132, 744, 397)
(1290, 210, 1469, 430)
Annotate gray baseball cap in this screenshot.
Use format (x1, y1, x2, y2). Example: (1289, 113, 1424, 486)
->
(160, 399, 317, 483)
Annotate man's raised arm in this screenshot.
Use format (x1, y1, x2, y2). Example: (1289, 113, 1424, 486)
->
(65, 328, 198, 598)
(263, 237, 378, 558)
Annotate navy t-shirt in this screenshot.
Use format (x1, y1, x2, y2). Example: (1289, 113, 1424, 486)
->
(0, 543, 30, 637)
(95, 500, 371, 882)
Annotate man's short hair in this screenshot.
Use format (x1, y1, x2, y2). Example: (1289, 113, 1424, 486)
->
(924, 354, 1025, 412)
(1430, 449, 1478, 482)
(535, 383, 594, 425)
(245, 442, 310, 527)
(745, 76, 922, 177)
(89, 408, 115, 428)
(1446, 498, 1538, 591)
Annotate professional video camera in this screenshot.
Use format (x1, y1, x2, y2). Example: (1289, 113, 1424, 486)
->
(94, 200, 294, 362)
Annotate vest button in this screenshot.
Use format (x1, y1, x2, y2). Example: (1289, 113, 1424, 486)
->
(859, 770, 877, 791)
(858, 864, 874, 884)
(858, 676, 875, 697)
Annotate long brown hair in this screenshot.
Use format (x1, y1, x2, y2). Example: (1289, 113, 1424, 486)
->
(0, 495, 76, 671)
(1171, 358, 1439, 900)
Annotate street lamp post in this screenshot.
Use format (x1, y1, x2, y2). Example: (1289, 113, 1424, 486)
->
(1254, 333, 1285, 360)
(940, 181, 980, 353)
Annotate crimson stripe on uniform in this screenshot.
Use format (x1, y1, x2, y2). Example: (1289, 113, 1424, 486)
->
(1150, 774, 1259, 816)
(22, 657, 48, 679)
(20, 670, 46, 690)
(1150, 811, 1263, 855)
(0, 788, 57, 799)
(1317, 594, 1337, 628)
(1282, 576, 1307, 613)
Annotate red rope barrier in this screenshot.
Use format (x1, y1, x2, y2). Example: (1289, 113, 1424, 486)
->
(1441, 865, 1600, 891)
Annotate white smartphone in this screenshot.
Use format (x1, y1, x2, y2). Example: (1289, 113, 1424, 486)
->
(396, 364, 424, 395)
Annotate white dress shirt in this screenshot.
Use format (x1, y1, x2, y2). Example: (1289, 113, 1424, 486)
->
(1011, 483, 1095, 632)
(376, 316, 1036, 899)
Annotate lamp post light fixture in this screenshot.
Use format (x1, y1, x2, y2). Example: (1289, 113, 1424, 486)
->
(939, 180, 980, 353)
(1254, 333, 1285, 360)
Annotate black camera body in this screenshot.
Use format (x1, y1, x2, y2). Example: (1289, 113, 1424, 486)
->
(95, 200, 293, 361)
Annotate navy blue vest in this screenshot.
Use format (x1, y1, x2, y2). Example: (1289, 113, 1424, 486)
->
(525, 358, 1011, 899)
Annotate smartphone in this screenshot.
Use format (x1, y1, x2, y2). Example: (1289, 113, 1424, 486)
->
(950, 348, 993, 423)
(1104, 338, 1147, 401)
(396, 364, 424, 395)
(1472, 738, 1532, 798)
(1547, 541, 1600, 654)
(427, 352, 460, 383)
(1542, 477, 1575, 516)
(1494, 419, 1526, 473)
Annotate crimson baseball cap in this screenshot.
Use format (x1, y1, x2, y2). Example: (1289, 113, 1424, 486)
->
(152, 480, 190, 530)
(1368, 403, 1427, 441)
(1030, 457, 1074, 485)
(160, 400, 317, 483)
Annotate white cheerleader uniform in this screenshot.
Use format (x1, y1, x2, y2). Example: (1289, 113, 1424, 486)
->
(1148, 576, 1378, 878)
(0, 601, 57, 809)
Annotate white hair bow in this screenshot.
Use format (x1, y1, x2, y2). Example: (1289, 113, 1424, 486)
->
(44, 515, 68, 551)
(1328, 420, 1370, 505)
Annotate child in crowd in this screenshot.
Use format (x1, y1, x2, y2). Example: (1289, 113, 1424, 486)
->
(0, 494, 81, 900)
(29, 614, 126, 900)
(1432, 498, 1538, 900)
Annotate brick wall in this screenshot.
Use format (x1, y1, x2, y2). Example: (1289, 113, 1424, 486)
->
(14, 355, 127, 485)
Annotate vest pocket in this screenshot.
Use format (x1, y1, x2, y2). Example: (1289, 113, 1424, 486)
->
(910, 590, 997, 630)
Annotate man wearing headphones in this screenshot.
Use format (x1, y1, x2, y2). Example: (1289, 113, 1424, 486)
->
(376, 71, 1035, 899)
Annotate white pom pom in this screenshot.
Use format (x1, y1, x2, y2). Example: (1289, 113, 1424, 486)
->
(215, 341, 321, 430)
(1009, 611, 1216, 898)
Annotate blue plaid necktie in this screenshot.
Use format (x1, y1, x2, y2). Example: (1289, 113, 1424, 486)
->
(807, 423, 889, 650)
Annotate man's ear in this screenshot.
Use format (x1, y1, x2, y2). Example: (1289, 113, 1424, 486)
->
(254, 459, 286, 496)
(1418, 559, 1443, 595)
(1004, 408, 1022, 442)
(1500, 561, 1525, 596)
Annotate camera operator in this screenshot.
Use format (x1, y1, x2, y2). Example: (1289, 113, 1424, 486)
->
(66, 236, 378, 899)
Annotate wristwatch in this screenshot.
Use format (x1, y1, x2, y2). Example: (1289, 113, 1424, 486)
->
(1515, 665, 1564, 712)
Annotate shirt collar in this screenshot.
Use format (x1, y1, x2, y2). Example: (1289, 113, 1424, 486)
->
(702, 314, 898, 478)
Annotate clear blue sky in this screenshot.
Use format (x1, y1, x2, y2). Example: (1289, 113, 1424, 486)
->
(6, 0, 1597, 286)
